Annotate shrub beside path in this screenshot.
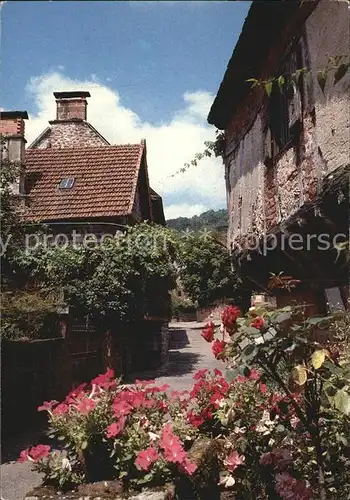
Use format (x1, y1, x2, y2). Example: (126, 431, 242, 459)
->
(1, 322, 222, 500)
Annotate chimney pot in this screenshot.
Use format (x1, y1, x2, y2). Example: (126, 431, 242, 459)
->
(54, 91, 90, 121)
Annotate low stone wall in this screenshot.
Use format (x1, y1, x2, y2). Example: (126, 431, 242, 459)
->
(1, 338, 72, 436)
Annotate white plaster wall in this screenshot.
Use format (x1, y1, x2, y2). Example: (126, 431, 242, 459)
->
(305, 0, 350, 173)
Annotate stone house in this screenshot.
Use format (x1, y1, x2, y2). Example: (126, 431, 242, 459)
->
(0, 92, 168, 383)
(208, 0, 349, 313)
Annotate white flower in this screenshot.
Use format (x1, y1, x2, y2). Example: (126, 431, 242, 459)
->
(218, 474, 236, 488)
(148, 431, 159, 442)
(256, 410, 276, 435)
(61, 458, 72, 471)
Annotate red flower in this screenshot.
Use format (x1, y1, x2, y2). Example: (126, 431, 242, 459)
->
(201, 322, 215, 342)
(235, 375, 247, 383)
(214, 368, 223, 377)
(65, 383, 87, 404)
(222, 305, 240, 332)
(106, 417, 126, 438)
(187, 412, 205, 428)
(52, 403, 69, 416)
(76, 398, 96, 415)
(212, 339, 227, 359)
(135, 447, 159, 471)
(37, 400, 58, 412)
(251, 317, 265, 330)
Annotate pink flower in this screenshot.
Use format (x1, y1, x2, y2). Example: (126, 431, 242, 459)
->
(164, 444, 186, 464)
(65, 383, 87, 403)
(112, 399, 133, 418)
(212, 339, 227, 360)
(76, 398, 96, 415)
(160, 423, 186, 464)
(224, 451, 245, 472)
(52, 403, 69, 416)
(91, 369, 116, 389)
(259, 383, 268, 394)
(222, 305, 240, 332)
(37, 400, 58, 412)
(251, 317, 265, 330)
(135, 447, 159, 471)
(106, 417, 126, 438)
(17, 449, 30, 462)
(181, 458, 198, 476)
(193, 369, 209, 380)
(214, 368, 223, 377)
(201, 322, 215, 343)
(22, 444, 51, 462)
(248, 369, 261, 381)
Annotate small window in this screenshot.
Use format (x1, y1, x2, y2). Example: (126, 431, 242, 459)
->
(59, 177, 75, 189)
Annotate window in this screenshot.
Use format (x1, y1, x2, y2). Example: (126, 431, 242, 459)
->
(59, 177, 75, 189)
(268, 43, 303, 154)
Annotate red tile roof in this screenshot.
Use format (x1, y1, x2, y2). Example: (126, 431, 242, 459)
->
(24, 143, 144, 221)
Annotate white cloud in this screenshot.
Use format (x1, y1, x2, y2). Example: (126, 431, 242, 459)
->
(25, 72, 226, 218)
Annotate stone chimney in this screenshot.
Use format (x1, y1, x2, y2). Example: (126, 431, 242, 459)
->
(54, 91, 91, 121)
(0, 111, 28, 195)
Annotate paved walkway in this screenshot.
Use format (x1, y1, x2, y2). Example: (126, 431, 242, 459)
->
(1, 323, 223, 500)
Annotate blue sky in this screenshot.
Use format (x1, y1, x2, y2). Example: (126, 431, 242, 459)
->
(1, 1, 250, 218)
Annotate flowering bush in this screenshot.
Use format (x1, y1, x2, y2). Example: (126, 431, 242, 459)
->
(200, 305, 350, 499)
(19, 369, 199, 491)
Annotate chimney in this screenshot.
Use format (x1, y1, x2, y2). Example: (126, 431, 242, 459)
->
(54, 91, 91, 121)
(0, 111, 28, 195)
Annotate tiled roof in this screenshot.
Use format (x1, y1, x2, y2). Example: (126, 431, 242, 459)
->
(24, 143, 144, 221)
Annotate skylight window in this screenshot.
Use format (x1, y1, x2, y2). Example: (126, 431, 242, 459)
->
(59, 178, 75, 189)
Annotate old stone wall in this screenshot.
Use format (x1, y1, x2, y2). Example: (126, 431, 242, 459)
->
(225, 0, 349, 253)
(305, 0, 350, 175)
(31, 121, 108, 149)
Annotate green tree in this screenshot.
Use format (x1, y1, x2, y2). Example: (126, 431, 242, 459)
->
(176, 231, 249, 308)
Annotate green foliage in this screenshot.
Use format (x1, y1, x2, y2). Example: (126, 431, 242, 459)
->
(170, 292, 197, 316)
(1, 290, 62, 341)
(17, 223, 177, 327)
(219, 306, 350, 498)
(175, 231, 246, 308)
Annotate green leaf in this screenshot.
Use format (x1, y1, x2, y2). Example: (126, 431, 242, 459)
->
(81, 440, 88, 450)
(333, 63, 349, 85)
(311, 349, 326, 369)
(265, 81, 273, 97)
(306, 316, 328, 325)
(334, 389, 350, 415)
(291, 365, 308, 386)
(317, 70, 328, 94)
(246, 78, 259, 88)
(273, 311, 291, 324)
(277, 75, 285, 91)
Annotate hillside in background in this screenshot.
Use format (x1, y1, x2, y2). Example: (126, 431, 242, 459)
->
(166, 209, 228, 236)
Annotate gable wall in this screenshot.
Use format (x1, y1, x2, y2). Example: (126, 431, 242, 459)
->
(31, 122, 108, 149)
